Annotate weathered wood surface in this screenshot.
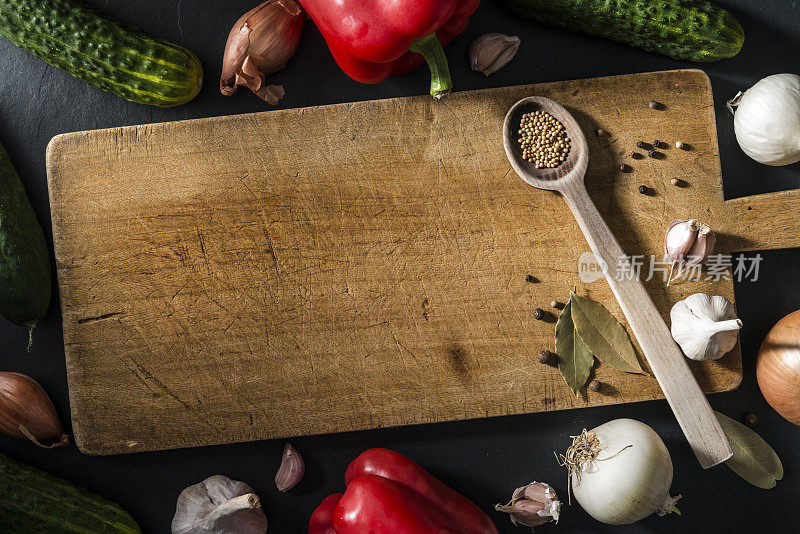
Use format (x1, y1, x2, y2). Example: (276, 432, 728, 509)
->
(47, 69, 798, 455)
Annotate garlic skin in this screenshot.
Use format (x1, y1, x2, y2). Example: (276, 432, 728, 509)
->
(728, 74, 800, 166)
(495, 481, 560, 527)
(469, 33, 520, 76)
(172, 475, 267, 534)
(220, 0, 305, 103)
(670, 293, 742, 361)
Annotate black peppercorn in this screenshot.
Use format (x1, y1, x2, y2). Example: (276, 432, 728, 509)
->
(647, 149, 657, 158)
(638, 185, 649, 195)
(533, 307, 545, 320)
(618, 164, 630, 173)
(525, 274, 537, 283)
(588, 380, 601, 392)
(628, 151, 640, 159)
(636, 141, 648, 149)
(743, 412, 759, 427)
(538, 349, 558, 366)
(653, 140, 663, 148)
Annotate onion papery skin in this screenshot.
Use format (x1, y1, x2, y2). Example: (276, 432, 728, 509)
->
(571, 419, 674, 525)
(733, 74, 800, 166)
(757, 310, 800, 425)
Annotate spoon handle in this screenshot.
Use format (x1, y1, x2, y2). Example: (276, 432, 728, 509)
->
(560, 180, 733, 469)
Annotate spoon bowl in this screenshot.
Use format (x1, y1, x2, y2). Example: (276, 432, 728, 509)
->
(502, 97, 588, 191)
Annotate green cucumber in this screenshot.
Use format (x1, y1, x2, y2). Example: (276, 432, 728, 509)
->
(0, 139, 51, 328)
(0, 453, 141, 533)
(498, 0, 744, 62)
(0, 0, 202, 107)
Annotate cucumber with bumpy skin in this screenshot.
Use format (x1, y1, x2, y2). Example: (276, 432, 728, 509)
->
(0, 0, 203, 107)
(498, 0, 744, 62)
(0, 139, 51, 328)
(0, 453, 142, 533)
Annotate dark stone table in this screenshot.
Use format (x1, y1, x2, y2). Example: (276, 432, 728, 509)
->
(0, 1, 797, 532)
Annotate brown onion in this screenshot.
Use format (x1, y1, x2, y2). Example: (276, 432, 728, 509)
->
(0, 372, 69, 448)
(220, 0, 305, 103)
(757, 310, 800, 425)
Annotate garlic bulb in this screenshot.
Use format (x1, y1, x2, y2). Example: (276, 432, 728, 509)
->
(670, 293, 742, 361)
(727, 74, 800, 166)
(563, 419, 680, 525)
(495, 481, 560, 527)
(172, 475, 267, 534)
(469, 34, 520, 76)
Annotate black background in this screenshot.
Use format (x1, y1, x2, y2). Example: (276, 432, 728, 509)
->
(1, 1, 798, 532)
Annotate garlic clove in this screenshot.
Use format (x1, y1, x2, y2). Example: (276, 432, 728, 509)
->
(469, 33, 520, 76)
(275, 442, 304, 492)
(684, 223, 716, 266)
(664, 219, 698, 262)
(508, 499, 550, 527)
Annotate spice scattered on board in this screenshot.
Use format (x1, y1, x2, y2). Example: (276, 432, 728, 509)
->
(538, 349, 558, 366)
(518, 111, 570, 167)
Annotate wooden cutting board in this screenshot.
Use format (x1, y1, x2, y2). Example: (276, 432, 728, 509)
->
(47, 69, 800, 455)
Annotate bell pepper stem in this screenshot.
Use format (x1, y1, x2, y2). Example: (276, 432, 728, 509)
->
(408, 33, 452, 99)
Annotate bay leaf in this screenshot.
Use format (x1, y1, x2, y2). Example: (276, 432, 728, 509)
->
(715, 411, 783, 489)
(555, 301, 594, 397)
(569, 291, 644, 374)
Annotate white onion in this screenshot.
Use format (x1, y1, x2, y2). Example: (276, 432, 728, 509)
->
(728, 74, 800, 166)
(566, 419, 680, 525)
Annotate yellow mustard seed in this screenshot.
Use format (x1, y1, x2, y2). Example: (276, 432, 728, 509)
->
(518, 110, 571, 167)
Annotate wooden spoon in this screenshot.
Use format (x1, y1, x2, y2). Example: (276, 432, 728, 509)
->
(503, 96, 732, 469)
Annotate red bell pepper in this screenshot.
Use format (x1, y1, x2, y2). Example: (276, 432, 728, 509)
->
(298, 0, 481, 98)
(309, 448, 498, 534)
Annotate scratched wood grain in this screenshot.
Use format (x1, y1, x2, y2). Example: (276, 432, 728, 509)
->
(46, 69, 800, 455)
